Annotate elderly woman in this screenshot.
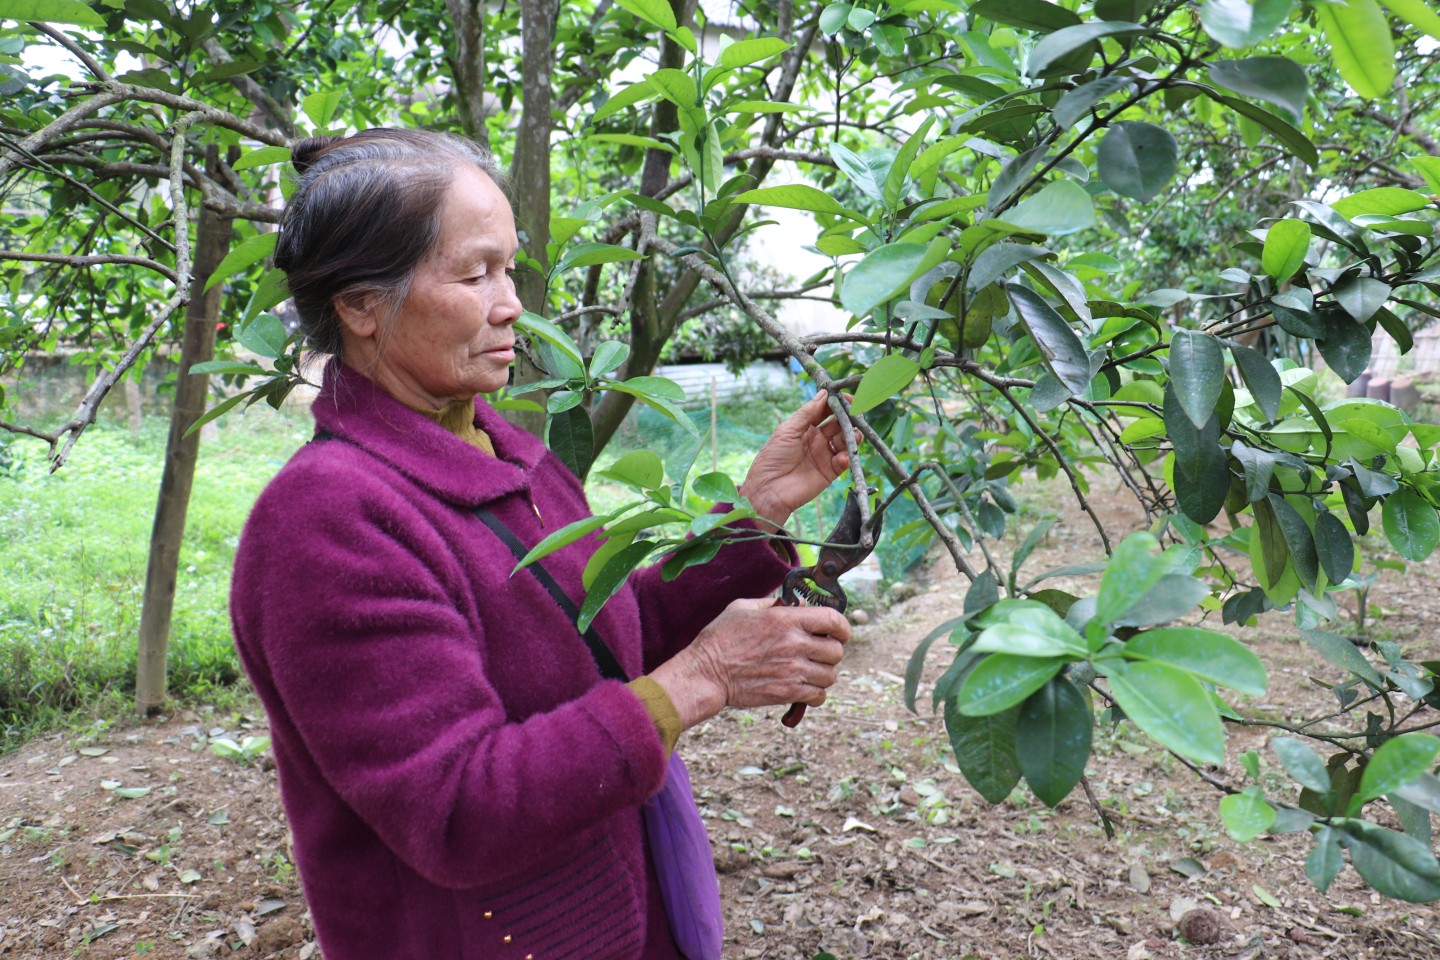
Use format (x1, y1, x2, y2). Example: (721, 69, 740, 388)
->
(229, 128, 852, 960)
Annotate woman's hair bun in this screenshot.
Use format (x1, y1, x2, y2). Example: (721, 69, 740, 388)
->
(290, 135, 343, 175)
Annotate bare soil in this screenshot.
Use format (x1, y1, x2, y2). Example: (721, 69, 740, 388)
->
(3, 480, 1439, 960)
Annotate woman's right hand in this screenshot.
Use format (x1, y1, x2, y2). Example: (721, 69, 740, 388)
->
(648, 598, 851, 731)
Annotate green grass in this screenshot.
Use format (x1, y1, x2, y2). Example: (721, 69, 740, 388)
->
(0, 408, 311, 749)
(0, 388, 808, 750)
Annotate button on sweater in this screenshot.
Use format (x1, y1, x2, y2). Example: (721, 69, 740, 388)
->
(230, 361, 796, 960)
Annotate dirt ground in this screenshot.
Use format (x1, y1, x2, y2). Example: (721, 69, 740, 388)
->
(3, 479, 1440, 960)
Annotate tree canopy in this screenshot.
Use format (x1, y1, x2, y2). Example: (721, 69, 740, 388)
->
(4, 0, 1440, 905)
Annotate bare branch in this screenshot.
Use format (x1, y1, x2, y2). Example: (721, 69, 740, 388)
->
(28, 22, 111, 81)
(0, 250, 178, 283)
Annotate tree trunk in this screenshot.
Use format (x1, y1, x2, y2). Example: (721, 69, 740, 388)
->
(444, 0, 490, 149)
(503, 0, 555, 438)
(134, 154, 234, 716)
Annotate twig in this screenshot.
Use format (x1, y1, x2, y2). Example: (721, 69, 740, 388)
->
(0, 250, 178, 283)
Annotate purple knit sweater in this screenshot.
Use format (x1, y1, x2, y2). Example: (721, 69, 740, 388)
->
(230, 362, 794, 960)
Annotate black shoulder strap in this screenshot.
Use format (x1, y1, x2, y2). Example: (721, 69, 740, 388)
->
(474, 507, 631, 683)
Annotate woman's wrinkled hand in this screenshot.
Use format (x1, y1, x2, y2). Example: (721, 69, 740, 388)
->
(649, 598, 851, 730)
(738, 390, 850, 531)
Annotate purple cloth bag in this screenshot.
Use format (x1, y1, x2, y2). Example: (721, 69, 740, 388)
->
(643, 752, 724, 960)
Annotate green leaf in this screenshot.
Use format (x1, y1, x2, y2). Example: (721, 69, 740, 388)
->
(593, 81, 658, 123)
(517, 312, 584, 371)
(1334, 277, 1391, 323)
(301, 89, 344, 130)
(240, 268, 289, 325)
(1211, 94, 1318, 167)
(946, 699, 1023, 803)
(1315, 511, 1356, 585)
(556, 242, 646, 274)
(205, 232, 276, 293)
(971, 620, 1087, 658)
(885, 115, 936, 210)
(1273, 737, 1333, 793)
(578, 539, 656, 633)
(841, 243, 928, 317)
(0, 0, 105, 27)
(1096, 532, 1166, 626)
(1358, 734, 1440, 806)
(1306, 826, 1344, 892)
(1383, 489, 1439, 562)
(1104, 660, 1226, 764)
(905, 618, 966, 713)
(1332, 187, 1432, 220)
(968, 0, 1082, 33)
(1314, 0, 1396, 98)
(1124, 627, 1267, 696)
(113, 786, 152, 799)
(547, 404, 595, 478)
(1016, 676, 1092, 807)
(1053, 75, 1131, 130)
(1268, 494, 1319, 594)
(600, 450, 665, 490)
(1007, 284, 1090, 398)
(1096, 122, 1180, 202)
(610, 375, 684, 402)
(818, 2, 852, 35)
(613, 0, 676, 30)
(1169, 330, 1225, 430)
(1378, 0, 1440, 39)
(957, 654, 1065, 716)
(235, 312, 288, 360)
(1261, 219, 1311, 285)
(1003, 180, 1096, 235)
(514, 513, 614, 570)
(734, 184, 849, 216)
(1315, 308, 1371, 385)
(850, 353, 922, 415)
(1220, 792, 1276, 842)
(232, 145, 292, 172)
(1209, 57, 1308, 122)
(1339, 821, 1440, 902)
(1302, 628, 1383, 687)
(1027, 21, 1148, 76)
(1230, 345, 1282, 421)
(1200, 0, 1292, 46)
(716, 37, 791, 70)
(184, 392, 248, 437)
(188, 360, 266, 377)
(589, 340, 630, 378)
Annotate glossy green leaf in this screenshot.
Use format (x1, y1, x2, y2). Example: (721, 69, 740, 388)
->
(1270, 287, 1323, 338)
(589, 340, 630, 378)
(1230, 345, 1283, 421)
(971, 620, 1087, 658)
(1334, 277, 1391, 324)
(613, 0, 676, 30)
(593, 80, 658, 122)
(518, 312, 584, 370)
(1379, 0, 1440, 38)
(1261, 219, 1311, 285)
(1315, 0, 1396, 98)
(1315, 511, 1356, 584)
(946, 698, 1022, 803)
(1273, 737, 1333, 793)
(1097, 122, 1180, 202)
(240, 268, 289, 326)
(1268, 494, 1319, 593)
(600, 450, 665, 490)
(232, 145, 292, 172)
(578, 539, 656, 633)
(1007, 284, 1090, 397)
(1302, 628, 1383, 687)
(547, 404, 595, 478)
(1315, 308, 1372, 385)
(1016, 677, 1092, 807)
(556, 242, 646, 273)
(1114, 575, 1210, 627)
(1104, 660, 1226, 764)
(1332, 187, 1432, 219)
(0, 0, 105, 27)
(1169, 330, 1225, 430)
(1358, 734, 1440, 806)
(1220, 792, 1276, 842)
(841, 244, 928, 318)
(850, 353, 922, 415)
(968, 0, 1082, 32)
(734, 184, 849, 216)
(301, 90, 344, 130)
(1200, 0, 1292, 47)
(1125, 627, 1267, 696)
(957, 654, 1065, 717)
(1339, 821, 1440, 903)
(1301, 827, 1344, 893)
(205, 232, 277, 293)
(1096, 532, 1165, 625)
(1053, 75, 1131, 131)
(514, 513, 615, 570)
(884, 116, 935, 210)
(1004, 180, 1096, 235)
(1212, 94, 1318, 167)
(235, 312, 288, 360)
(904, 618, 967, 713)
(1383, 489, 1440, 562)
(1209, 57, 1308, 122)
(716, 37, 791, 70)
(1027, 21, 1148, 76)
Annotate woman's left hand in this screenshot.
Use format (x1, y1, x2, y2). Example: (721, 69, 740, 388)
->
(739, 390, 850, 530)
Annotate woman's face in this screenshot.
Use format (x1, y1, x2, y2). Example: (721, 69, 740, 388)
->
(343, 165, 523, 408)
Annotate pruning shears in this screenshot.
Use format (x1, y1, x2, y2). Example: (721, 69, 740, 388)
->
(778, 489, 884, 728)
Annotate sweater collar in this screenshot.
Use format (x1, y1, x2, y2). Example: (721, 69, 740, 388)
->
(310, 359, 549, 506)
